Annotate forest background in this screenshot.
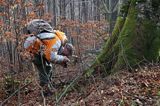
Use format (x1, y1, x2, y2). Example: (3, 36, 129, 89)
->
(0, 0, 160, 106)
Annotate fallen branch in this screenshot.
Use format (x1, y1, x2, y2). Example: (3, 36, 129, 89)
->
(1, 82, 32, 106)
(55, 66, 95, 103)
(56, 75, 80, 103)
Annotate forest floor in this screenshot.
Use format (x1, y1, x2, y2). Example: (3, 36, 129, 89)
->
(0, 64, 160, 106)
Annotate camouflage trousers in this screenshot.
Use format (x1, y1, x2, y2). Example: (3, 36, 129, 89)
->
(33, 54, 54, 87)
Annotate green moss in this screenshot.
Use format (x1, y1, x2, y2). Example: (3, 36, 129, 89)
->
(86, 0, 160, 76)
(93, 0, 139, 72)
(147, 27, 160, 61)
(94, 17, 125, 66)
(84, 16, 126, 77)
(112, 5, 139, 69)
(4, 75, 20, 96)
(103, 17, 125, 52)
(113, 1, 160, 70)
(136, 0, 146, 3)
(120, 0, 131, 17)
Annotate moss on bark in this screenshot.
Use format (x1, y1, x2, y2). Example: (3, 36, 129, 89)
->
(86, 0, 160, 77)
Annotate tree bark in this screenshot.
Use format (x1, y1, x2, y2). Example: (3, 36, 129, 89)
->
(85, 0, 160, 76)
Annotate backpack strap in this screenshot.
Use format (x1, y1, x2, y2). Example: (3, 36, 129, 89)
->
(37, 32, 55, 40)
(54, 30, 67, 45)
(34, 32, 55, 63)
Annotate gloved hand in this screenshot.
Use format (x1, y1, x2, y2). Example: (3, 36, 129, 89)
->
(61, 56, 70, 68)
(61, 62, 68, 68)
(63, 56, 70, 62)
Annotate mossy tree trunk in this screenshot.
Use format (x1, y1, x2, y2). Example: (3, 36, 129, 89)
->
(58, 0, 160, 100)
(86, 0, 160, 76)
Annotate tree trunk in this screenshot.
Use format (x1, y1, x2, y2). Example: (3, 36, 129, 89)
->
(86, 0, 160, 76)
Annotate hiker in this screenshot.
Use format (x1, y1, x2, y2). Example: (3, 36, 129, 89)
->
(24, 19, 73, 95)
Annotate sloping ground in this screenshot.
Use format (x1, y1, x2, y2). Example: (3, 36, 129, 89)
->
(59, 65, 160, 106)
(0, 65, 160, 106)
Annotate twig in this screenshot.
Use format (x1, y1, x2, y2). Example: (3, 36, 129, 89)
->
(1, 82, 32, 106)
(40, 89, 46, 106)
(120, 41, 133, 70)
(17, 85, 21, 106)
(56, 75, 80, 103)
(32, 62, 48, 106)
(32, 63, 46, 106)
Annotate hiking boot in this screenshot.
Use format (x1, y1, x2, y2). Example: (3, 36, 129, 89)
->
(41, 84, 56, 97)
(42, 89, 54, 97)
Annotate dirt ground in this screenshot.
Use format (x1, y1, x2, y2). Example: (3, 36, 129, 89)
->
(0, 63, 160, 106)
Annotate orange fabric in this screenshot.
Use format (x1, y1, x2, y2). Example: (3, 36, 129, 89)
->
(55, 30, 67, 45)
(26, 39, 42, 54)
(26, 35, 59, 61)
(43, 36, 59, 61)
(26, 31, 66, 61)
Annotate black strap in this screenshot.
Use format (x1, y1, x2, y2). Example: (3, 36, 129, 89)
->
(58, 45, 63, 55)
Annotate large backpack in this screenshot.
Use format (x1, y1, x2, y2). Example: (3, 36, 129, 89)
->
(27, 19, 67, 45)
(27, 19, 54, 35)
